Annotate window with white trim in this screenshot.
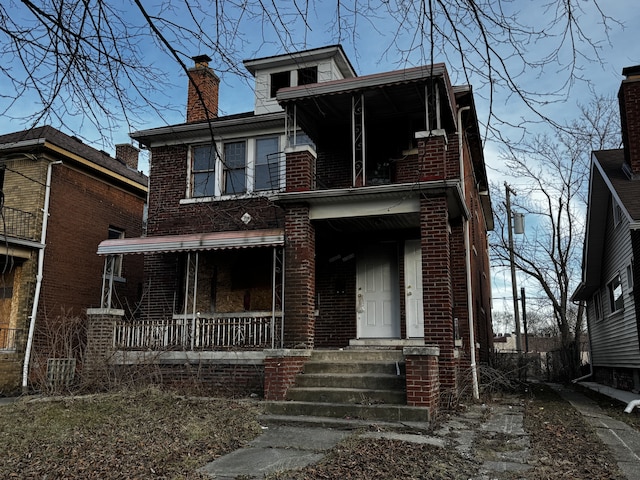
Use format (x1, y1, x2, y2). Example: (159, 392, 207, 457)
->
(189, 135, 284, 199)
(593, 292, 603, 321)
(607, 273, 624, 314)
(613, 197, 623, 226)
(192, 144, 216, 197)
(627, 261, 634, 291)
(223, 141, 247, 195)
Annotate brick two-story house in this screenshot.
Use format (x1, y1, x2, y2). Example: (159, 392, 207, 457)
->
(95, 45, 493, 418)
(0, 126, 147, 393)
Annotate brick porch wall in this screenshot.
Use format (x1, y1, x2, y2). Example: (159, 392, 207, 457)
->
(263, 349, 312, 400)
(404, 346, 440, 417)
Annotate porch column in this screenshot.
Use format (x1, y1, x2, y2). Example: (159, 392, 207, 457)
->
(420, 195, 457, 390)
(284, 204, 316, 347)
(84, 308, 122, 384)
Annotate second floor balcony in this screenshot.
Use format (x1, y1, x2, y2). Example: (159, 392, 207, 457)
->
(1, 206, 39, 242)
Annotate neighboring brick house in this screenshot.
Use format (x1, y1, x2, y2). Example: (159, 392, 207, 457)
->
(573, 66, 640, 392)
(0, 126, 147, 393)
(97, 45, 494, 415)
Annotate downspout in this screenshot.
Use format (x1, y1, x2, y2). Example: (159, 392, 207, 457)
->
(458, 105, 479, 400)
(22, 160, 62, 393)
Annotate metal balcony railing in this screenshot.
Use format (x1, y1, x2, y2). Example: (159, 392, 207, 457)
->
(1, 206, 38, 241)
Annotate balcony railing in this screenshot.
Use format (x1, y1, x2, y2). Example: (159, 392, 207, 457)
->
(0, 327, 20, 351)
(113, 312, 282, 350)
(2, 206, 38, 241)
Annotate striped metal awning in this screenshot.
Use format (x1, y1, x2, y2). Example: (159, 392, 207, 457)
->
(97, 229, 284, 255)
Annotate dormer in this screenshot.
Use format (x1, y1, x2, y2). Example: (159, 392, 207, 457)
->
(243, 45, 356, 115)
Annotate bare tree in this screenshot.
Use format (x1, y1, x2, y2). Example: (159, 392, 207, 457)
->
(491, 94, 620, 379)
(0, 1, 619, 144)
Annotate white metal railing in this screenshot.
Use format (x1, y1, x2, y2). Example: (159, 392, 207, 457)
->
(0, 327, 19, 351)
(113, 312, 282, 350)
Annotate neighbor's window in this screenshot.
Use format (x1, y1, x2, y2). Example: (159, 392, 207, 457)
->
(254, 137, 281, 191)
(608, 273, 624, 313)
(270, 71, 291, 98)
(627, 261, 635, 291)
(107, 227, 124, 277)
(593, 292, 603, 321)
(223, 141, 247, 195)
(192, 144, 216, 197)
(613, 198, 624, 226)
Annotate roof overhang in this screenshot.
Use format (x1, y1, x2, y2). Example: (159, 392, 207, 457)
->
(131, 112, 286, 148)
(97, 229, 284, 255)
(273, 180, 469, 222)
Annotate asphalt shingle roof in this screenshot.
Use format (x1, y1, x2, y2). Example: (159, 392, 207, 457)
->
(594, 149, 640, 221)
(0, 126, 148, 187)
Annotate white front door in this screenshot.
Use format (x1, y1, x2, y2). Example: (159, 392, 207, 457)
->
(404, 239, 424, 338)
(356, 244, 400, 338)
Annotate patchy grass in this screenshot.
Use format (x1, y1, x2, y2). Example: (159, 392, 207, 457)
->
(0, 387, 262, 479)
(521, 383, 624, 480)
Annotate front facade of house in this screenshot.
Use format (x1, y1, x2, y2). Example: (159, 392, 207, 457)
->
(97, 46, 494, 405)
(0, 127, 147, 393)
(574, 66, 640, 391)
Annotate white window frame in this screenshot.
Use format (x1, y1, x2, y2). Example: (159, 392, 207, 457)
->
(607, 272, 624, 315)
(185, 135, 285, 202)
(613, 197, 624, 227)
(627, 261, 635, 292)
(593, 291, 603, 321)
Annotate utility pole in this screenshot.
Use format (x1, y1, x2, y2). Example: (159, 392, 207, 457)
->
(521, 287, 529, 353)
(505, 182, 522, 353)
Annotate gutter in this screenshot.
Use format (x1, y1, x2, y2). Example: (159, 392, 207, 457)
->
(22, 160, 62, 392)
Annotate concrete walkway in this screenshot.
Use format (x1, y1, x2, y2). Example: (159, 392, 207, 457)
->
(551, 383, 640, 480)
(199, 399, 531, 479)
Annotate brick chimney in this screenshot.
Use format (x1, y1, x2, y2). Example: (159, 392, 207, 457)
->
(115, 143, 139, 170)
(619, 65, 640, 178)
(187, 55, 220, 123)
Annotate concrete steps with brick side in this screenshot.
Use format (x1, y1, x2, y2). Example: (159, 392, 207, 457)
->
(263, 349, 423, 422)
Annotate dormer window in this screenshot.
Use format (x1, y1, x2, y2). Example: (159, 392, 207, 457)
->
(270, 71, 291, 98)
(298, 66, 317, 85)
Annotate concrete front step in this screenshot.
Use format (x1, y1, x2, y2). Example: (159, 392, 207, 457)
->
(263, 400, 430, 422)
(286, 386, 406, 404)
(295, 372, 405, 390)
(303, 361, 404, 375)
(310, 349, 404, 362)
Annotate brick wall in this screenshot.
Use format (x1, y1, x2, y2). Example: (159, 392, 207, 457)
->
(420, 195, 456, 389)
(404, 346, 440, 418)
(263, 350, 311, 400)
(40, 164, 145, 319)
(285, 147, 316, 192)
(0, 352, 22, 393)
(284, 205, 316, 347)
(619, 73, 640, 175)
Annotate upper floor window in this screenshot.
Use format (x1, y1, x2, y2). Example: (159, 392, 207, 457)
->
(613, 197, 624, 226)
(189, 135, 283, 199)
(192, 144, 216, 197)
(298, 66, 317, 85)
(270, 71, 291, 98)
(223, 141, 246, 195)
(608, 273, 624, 314)
(593, 291, 603, 321)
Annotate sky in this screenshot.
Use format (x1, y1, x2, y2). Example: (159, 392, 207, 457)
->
(1, 0, 639, 332)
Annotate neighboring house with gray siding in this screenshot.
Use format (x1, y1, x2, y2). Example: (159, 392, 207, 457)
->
(573, 66, 640, 392)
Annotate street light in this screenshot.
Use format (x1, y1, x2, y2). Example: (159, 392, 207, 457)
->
(505, 182, 524, 352)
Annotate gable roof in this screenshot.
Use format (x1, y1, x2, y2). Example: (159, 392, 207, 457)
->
(0, 126, 148, 190)
(573, 148, 640, 300)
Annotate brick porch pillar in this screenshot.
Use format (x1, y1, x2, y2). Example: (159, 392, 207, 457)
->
(420, 195, 457, 390)
(404, 346, 440, 417)
(84, 308, 122, 383)
(263, 349, 312, 400)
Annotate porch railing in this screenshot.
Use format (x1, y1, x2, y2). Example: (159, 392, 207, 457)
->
(113, 312, 282, 350)
(2, 206, 38, 241)
(0, 327, 20, 351)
